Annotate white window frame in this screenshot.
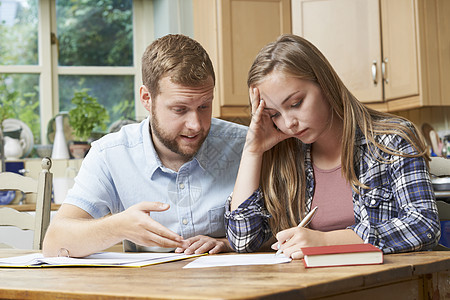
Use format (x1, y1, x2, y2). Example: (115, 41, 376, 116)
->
(47, 0, 152, 142)
(1, 0, 193, 144)
(0, 0, 153, 143)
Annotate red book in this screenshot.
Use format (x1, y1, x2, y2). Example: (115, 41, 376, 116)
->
(301, 243, 383, 268)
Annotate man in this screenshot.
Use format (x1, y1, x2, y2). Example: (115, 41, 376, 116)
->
(43, 34, 247, 257)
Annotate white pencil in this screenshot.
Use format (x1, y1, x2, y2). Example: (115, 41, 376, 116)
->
(275, 206, 319, 256)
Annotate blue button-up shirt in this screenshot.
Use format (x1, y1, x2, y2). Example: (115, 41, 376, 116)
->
(65, 117, 247, 251)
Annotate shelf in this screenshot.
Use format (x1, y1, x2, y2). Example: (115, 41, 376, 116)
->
(0, 203, 61, 212)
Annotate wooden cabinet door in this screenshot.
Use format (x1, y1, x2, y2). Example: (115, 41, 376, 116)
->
(380, 0, 419, 101)
(220, 0, 291, 116)
(292, 0, 383, 103)
(193, 0, 291, 118)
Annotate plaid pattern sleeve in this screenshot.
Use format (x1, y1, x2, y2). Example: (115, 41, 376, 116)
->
(350, 129, 441, 253)
(225, 188, 272, 252)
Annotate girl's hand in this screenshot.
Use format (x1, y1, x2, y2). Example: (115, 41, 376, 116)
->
(271, 227, 326, 260)
(245, 87, 289, 155)
(175, 236, 231, 255)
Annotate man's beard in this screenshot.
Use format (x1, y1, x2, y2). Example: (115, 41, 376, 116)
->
(150, 112, 208, 161)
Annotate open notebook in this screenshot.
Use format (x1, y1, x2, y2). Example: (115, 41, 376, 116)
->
(0, 252, 205, 268)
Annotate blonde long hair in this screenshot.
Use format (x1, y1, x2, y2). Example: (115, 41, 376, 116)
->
(248, 34, 429, 234)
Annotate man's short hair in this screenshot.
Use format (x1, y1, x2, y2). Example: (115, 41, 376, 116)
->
(142, 34, 215, 98)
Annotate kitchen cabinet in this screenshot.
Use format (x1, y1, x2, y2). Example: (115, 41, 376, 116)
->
(292, 0, 450, 112)
(193, 0, 291, 119)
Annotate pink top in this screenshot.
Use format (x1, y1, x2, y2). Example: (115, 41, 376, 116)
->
(308, 164, 355, 231)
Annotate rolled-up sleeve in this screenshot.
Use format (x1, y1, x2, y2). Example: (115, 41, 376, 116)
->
(225, 189, 272, 252)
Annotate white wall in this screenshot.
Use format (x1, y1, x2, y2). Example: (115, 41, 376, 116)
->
(153, 0, 194, 38)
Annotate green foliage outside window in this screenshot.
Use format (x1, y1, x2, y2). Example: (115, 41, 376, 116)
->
(56, 0, 136, 127)
(112, 99, 135, 121)
(0, 74, 40, 143)
(0, 0, 38, 65)
(59, 75, 135, 128)
(0, 0, 136, 148)
(0, 0, 40, 143)
(56, 0, 133, 67)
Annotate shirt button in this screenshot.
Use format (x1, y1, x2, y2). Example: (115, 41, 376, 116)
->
(179, 183, 185, 189)
(182, 218, 188, 225)
(427, 233, 432, 239)
(370, 199, 376, 205)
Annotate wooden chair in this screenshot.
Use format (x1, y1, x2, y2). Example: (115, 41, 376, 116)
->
(0, 157, 53, 250)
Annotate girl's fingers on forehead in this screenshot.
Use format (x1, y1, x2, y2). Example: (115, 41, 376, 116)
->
(251, 88, 261, 107)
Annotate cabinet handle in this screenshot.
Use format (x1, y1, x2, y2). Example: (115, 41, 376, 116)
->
(382, 58, 388, 84)
(372, 60, 378, 85)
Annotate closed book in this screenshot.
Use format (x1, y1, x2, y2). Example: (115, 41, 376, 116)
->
(301, 243, 383, 268)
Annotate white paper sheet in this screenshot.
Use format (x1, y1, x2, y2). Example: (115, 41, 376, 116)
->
(183, 253, 291, 268)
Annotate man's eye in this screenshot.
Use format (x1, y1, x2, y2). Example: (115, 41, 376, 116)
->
(199, 104, 210, 110)
(173, 107, 186, 113)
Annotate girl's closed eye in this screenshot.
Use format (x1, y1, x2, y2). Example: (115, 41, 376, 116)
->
(291, 100, 302, 108)
(270, 112, 280, 119)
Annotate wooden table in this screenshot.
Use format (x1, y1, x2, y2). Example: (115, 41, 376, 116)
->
(0, 249, 449, 299)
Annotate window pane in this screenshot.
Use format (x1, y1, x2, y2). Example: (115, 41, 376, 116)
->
(59, 75, 135, 131)
(0, 0, 38, 65)
(0, 73, 41, 145)
(56, 0, 133, 67)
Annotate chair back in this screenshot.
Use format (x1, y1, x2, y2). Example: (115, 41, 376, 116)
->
(0, 157, 53, 249)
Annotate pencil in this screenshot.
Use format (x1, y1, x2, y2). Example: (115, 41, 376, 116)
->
(275, 206, 318, 256)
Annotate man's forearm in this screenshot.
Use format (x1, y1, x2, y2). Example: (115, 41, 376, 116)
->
(42, 214, 123, 257)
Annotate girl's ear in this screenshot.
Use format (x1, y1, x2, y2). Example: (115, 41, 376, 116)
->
(139, 85, 152, 112)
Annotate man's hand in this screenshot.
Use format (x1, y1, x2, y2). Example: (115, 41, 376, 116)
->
(174, 236, 232, 254)
(43, 201, 185, 258)
(116, 201, 184, 249)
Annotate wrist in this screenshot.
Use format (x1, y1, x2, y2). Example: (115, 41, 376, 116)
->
(322, 229, 364, 246)
(106, 213, 129, 243)
(242, 148, 264, 160)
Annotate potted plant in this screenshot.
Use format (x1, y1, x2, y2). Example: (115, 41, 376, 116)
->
(68, 89, 109, 158)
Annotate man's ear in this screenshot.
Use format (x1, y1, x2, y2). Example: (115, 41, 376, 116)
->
(140, 85, 152, 112)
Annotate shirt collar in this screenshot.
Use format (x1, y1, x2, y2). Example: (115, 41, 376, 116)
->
(141, 117, 165, 177)
(192, 135, 209, 170)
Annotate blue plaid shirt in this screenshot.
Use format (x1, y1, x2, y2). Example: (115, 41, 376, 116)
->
(225, 127, 441, 254)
